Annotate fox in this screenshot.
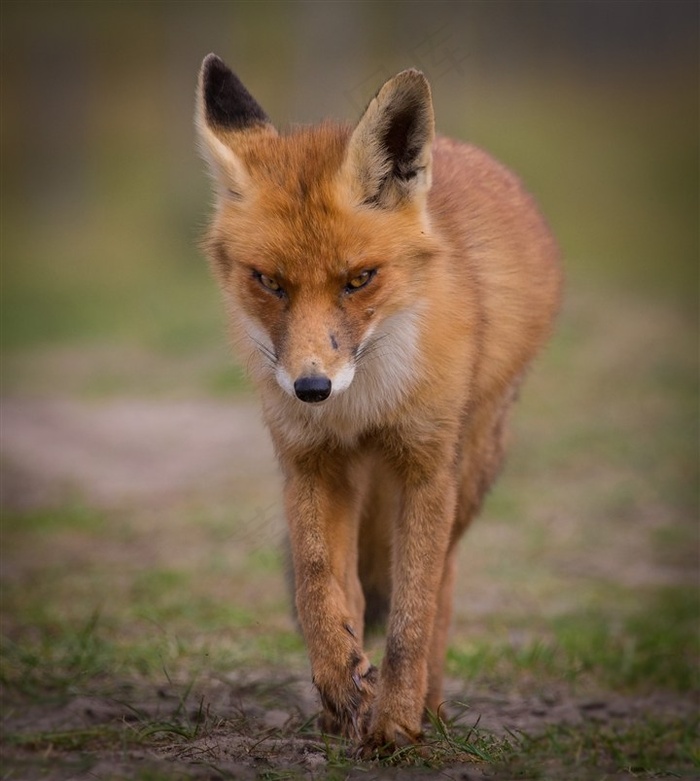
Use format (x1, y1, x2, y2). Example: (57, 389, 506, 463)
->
(195, 53, 562, 755)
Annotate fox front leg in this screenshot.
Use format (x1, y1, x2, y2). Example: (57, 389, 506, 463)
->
(284, 457, 377, 741)
(360, 456, 457, 755)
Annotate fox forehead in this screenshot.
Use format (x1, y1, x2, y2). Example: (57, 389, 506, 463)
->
(216, 203, 428, 294)
(213, 127, 352, 275)
(228, 123, 351, 203)
(217, 206, 379, 287)
(214, 142, 429, 284)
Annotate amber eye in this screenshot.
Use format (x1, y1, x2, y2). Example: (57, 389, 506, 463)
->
(254, 271, 283, 296)
(345, 269, 376, 293)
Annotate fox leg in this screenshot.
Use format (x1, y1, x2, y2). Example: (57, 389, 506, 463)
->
(425, 545, 458, 716)
(421, 396, 515, 721)
(423, 493, 482, 720)
(361, 458, 458, 754)
(284, 454, 376, 740)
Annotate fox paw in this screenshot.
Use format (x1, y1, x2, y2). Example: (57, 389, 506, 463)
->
(316, 658, 378, 742)
(356, 719, 422, 759)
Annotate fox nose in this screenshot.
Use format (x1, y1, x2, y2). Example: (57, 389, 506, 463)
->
(294, 375, 332, 403)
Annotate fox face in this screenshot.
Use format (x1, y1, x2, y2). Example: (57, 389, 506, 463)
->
(197, 55, 439, 419)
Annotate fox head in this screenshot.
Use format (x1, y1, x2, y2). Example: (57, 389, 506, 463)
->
(196, 55, 438, 408)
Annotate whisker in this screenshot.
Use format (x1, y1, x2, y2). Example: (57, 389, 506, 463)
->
(356, 332, 390, 363)
(245, 331, 278, 368)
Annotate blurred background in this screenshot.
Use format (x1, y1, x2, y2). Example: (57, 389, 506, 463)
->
(2, 1, 696, 383)
(1, 0, 698, 690)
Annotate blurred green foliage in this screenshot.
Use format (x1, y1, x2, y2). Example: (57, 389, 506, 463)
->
(1, 1, 696, 360)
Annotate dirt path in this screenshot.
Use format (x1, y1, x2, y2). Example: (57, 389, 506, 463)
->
(3, 672, 697, 780)
(1, 397, 277, 511)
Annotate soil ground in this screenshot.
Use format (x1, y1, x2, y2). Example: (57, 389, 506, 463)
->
(1, 396, 697, 779)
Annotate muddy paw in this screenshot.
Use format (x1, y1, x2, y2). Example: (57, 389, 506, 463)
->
(316, 658, 378, 741)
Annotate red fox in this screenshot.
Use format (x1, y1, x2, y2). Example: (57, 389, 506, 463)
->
(196, 54, 562, 754)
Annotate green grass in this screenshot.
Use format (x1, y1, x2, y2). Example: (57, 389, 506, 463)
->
(1, 485, 697, 778)
(0, 610, 111, 699)
(0, 498, 305, 706)
(386, 714, 700, 779)
(0, 504, 104, 536)
(3, 709, 697, 780)
(447, 586, 699, 693)
(505, 716, 700, 780)
(4, 725, 144, 752)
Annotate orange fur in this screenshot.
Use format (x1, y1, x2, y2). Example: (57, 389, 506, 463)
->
(196, 55, 562, 754)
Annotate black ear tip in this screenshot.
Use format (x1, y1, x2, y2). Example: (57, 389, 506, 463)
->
(200, 53, 233, 91)
(201, 53, 228, 78)
(198, 54, 270, 131)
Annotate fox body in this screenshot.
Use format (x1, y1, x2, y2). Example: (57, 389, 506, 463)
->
(196, 55, 562, 753)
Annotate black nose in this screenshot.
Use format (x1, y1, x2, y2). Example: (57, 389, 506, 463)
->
(294, 375, 332, 403)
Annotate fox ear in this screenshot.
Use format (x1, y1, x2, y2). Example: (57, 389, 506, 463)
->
(195, 54, 275, 195)
(344, 69, 435, 208)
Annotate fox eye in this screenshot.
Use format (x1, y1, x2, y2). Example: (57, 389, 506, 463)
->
(254, 271, 283, 296)
(345, 269, 376, 293)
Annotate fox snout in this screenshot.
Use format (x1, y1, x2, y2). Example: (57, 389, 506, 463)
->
(293, 374, 332, 403)
(277, 359, 356, 404)
(271, 309, 360, 404)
